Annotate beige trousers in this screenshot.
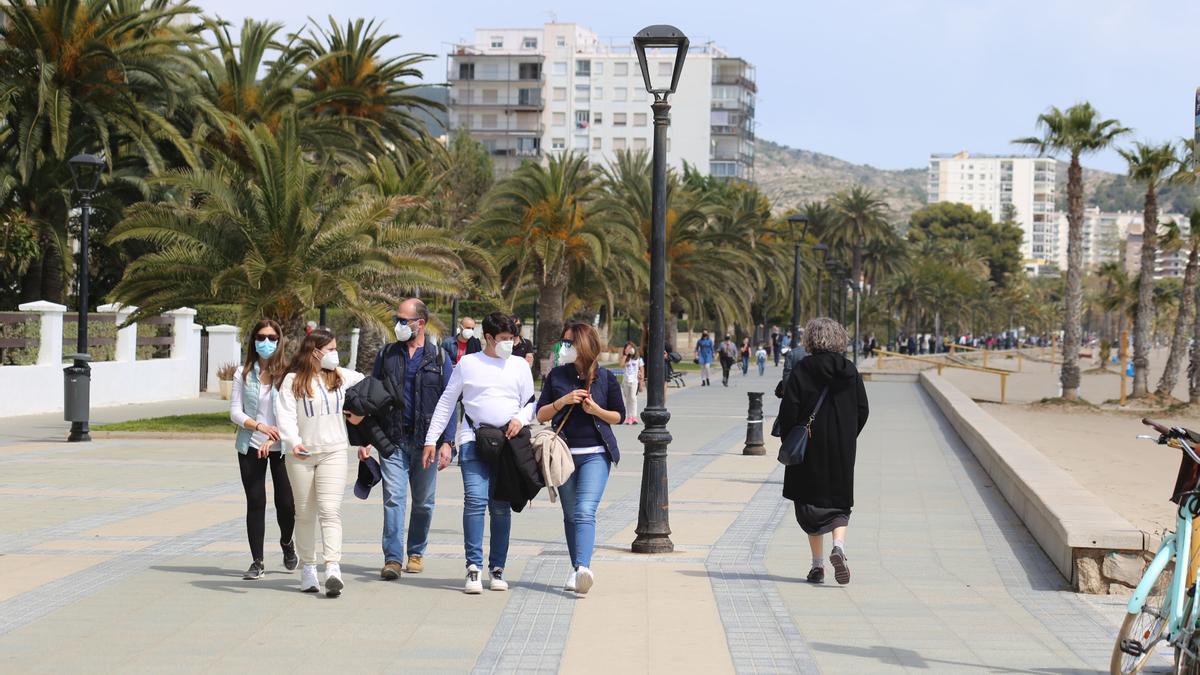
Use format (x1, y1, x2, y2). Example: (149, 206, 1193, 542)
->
(285, 447, 348, 565)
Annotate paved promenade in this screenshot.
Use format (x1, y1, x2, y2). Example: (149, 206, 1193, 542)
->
(0, 370, 1158, 673)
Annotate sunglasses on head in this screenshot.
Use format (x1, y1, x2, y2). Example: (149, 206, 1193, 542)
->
(255, 334, 279, 342)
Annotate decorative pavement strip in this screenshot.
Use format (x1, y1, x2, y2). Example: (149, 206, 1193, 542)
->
(914, 385, 1137, 671)
(706, 464, 822, 675)
(470, 419, 750, 675)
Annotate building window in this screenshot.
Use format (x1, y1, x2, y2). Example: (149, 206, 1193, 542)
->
(552, 138, 566, 150)
(593, 112, 603, 125)
(634, 113, 647, 127)
(613, 137, 627, 150)
(593, 137, 603, 150)
(481, 114, 498, 129)
(576, 60, 591, 76)
(614, 112, 627, 127)
(575, 110, 589, 129)
(633, 137, 647, 151)
(518, 63, 541, 80)
(553, 87, 567, 101)
(553, 62, 568, 76)
(574, 84, 590, 101)
(657, 61, 672, 77)
(490, 36, 503, 49)
(556, 35, 566, 47)
(593, 62, 604, 75)
(593, 87, 603, 100)
(458, 62, 475, 80)
(482, 89, 498, 103)
(517, 88, 540, 106)
(523, 37, 537, 49)
(614, 87, 628, 101)
(615, 62, 629, 76)
(553, 112, 566, 127)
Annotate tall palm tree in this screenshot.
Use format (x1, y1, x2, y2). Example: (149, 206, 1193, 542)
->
(1015, 102, 1129, 400)
(1159, 212, 1200, 398)
(476, 153, 614, 370)
(1120, 141, 1182, 397)
(827, 186, 891, 287)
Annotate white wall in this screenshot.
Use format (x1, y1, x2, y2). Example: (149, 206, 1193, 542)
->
(205, 325, 241, 392)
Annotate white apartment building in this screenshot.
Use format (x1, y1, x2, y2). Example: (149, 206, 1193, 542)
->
(446, 23, 755, 179)
(1123, 212, 1191, 280)
(927, 152, 1060, 267)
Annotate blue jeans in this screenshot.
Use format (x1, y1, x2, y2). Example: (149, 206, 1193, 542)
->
(380, 439, 437, 563)
(460, 442, 511, 570)
(757, 358, 766, 376)
(740, 355, 749, 375)
(557, 452, 611, 569)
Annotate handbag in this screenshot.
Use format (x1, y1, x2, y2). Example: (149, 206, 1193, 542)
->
(777, 387, 829, 466)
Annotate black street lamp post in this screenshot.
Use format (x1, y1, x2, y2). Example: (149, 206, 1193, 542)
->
(631, 24, 688, 555)
(825, 259, 841, 319)
(786, 215, 809, 347)
(65, 153, 104, 443)
(813, 244, 829, 318)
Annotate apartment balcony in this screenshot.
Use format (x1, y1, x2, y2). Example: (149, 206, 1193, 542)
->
(449, 96, 544, 110)
(711, 73, 757, 93)
(711, 100, 756, 117)
(447, 72, 546, 85)
(710, 124, 754, 139)
(456, 124, 545, 136)
(490, 148, 542, 158)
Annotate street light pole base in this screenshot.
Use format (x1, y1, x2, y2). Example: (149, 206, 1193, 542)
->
(68, 422, 91, 443)
(631, 533, 675, 554)
(742, 444, 765, 456)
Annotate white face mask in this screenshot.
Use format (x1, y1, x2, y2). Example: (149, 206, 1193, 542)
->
(319, 350, 339, 371)
(460, 327, 474, 339)
(495, 339, 515, 360)
(394, 322, 413, 342)
(559, 344, 577, 365)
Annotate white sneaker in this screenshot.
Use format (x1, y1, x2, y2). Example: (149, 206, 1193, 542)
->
(575, 566, 595, 595)
(489, 567, 509, 592)
(300, 564, 320, 593)
(564, 570, 577, 592)
(464, 564, 483, 594)
(324, 562, 343, 598)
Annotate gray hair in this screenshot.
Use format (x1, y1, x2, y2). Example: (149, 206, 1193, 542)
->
(802, 318, 848, 354)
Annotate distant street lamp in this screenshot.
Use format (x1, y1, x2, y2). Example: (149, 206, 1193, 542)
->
(786, 214, 809, 347)
(813, 244, 829, 318)
(825, 259, 842, 320)
(65, 153, 104, 443)
(631, 23, 689, 555)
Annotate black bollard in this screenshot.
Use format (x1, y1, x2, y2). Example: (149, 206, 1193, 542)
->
(743, 392, 765, 455)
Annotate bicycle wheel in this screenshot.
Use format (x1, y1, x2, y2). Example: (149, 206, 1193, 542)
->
(1112, 570, 1170, 675)
(1175, 589, 1200, 675)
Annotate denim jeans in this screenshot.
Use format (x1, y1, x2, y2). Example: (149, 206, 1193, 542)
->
(379, 438, 437, 563)
(757, 358, 766, 376)
(740, 355, 749, 375)
(557, 452, 612, 569)
(460, 442, 512, 570)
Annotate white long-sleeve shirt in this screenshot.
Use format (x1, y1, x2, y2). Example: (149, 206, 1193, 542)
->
(274, 367, 364, 453)
(425, 351, 535, 447)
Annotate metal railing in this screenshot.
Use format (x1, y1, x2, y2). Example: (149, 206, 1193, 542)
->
(873, 349, 1012, 403)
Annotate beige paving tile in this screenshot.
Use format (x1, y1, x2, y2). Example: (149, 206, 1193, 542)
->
(86, 499, 243, 538)
(31, 538, 156, 552)
(0, 554, 111, 601)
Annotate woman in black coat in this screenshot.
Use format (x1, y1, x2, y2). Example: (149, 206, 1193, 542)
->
(776, 318, 869, 585)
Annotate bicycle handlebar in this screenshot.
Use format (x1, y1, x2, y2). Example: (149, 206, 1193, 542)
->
(1143, 418, 1172, 435)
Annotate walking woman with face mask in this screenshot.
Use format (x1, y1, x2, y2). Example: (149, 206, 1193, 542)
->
(618, 342, 644, 425)
(275, 328, 364, 597)
(229, 319, 296, 580)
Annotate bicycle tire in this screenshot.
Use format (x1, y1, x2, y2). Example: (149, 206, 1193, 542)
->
(1175, 591, 1200, 675)
(1112, 572, 1170, 675)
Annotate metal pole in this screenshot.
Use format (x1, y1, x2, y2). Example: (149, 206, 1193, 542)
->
(791, 241, 802, 346)
(853, 284, 860, 362)
(68, 195, 92, 442)
(840, 279, 847, 326)
(742, 392, 765, 455)
(827, 270, 836, 317)
(816, 270, 823, 319)
(319, 305, 327, 327)
(451, 298, 459, 337)
(633, 96, 674, 554)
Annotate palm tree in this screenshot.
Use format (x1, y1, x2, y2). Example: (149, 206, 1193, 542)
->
(1097, 261, 1136, 374)
(827, 186, 892, 287)
(476, 153, 614, 371)
(0, 0, 201, 303)
(1158, 214, 1200, 398)
(1120, 141, 1182, 397)
(1014, 103, 1129, 400)
(107, 116, 476, 332)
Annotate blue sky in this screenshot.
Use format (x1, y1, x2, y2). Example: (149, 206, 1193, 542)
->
(192, 0, 1200, 173)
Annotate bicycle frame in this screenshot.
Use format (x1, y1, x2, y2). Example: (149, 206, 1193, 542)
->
(1129, 494, 1197, 642)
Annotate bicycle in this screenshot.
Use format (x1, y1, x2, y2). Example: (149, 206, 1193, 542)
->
(1111, 418, 1200, 674)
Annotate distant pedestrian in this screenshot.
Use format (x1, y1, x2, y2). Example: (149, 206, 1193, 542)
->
(755, 344, 768, 376)
(776, 318, 869, 586)
(511, 317, 536, 368)
(739, 338, 751, 376)
(618, 342, 644, 424)
(229, 318, 296, 581)
(771, 329, 782, 366)
(718, 335, 738, 387)
(696, 331, 715, 386)
(275, 328, 365, 597)
(907, 334, 918, 356)
(440, 316, 482, 365)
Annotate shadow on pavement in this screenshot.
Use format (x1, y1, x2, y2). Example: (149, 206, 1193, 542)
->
(149, 565, 297, 594)
(808, 642, 1095, 674)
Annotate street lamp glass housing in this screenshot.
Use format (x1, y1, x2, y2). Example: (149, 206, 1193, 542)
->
(68, 153, 104, 194)
(787, 214, 810, 240)
(633, 25, 689, 97)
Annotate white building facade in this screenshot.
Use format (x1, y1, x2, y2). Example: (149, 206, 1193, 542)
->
(927, 152, 1060, 267)
(446, 23, 755, 179)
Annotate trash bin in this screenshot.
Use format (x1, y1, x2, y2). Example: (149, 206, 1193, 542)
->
(64, 364, 90, 422)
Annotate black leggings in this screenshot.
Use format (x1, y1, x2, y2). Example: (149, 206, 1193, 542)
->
(237, 450, 296, 561)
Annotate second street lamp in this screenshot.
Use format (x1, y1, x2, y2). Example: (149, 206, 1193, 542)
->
(64, 153, 105, 443)
(786, 214, 809, 348)
(813, 243, 829, 319)
(631, 24, 688, 555)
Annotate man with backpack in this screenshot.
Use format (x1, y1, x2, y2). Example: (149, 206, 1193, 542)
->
(718, 335, 738, 387)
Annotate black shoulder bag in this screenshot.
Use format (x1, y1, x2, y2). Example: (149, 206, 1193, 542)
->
(777, 387, 829, 466)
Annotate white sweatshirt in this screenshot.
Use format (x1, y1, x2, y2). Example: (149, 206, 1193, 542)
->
(425, 351, 535, 447)
(275, 367, 365, 453)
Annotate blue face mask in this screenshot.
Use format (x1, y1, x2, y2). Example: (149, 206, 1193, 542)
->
(255, 339, 277, 359)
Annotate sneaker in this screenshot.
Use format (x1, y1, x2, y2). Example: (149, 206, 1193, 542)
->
(380, 560, 403, 580)
(564, 571, 577, 592)
(575, 566, 595, 595)
(830, 546, 851, 585)
(243, 560, 265, 580)
(464, 564, 483, 594)
(806, 566, 825, 584)
(489, 567, 509, 592)
(631, 418, 640, 425)
(281, 541, 298, 571)
(300, 564, 320, 593)
(324, 563, 344, 598)
(405, 554, 424, 574)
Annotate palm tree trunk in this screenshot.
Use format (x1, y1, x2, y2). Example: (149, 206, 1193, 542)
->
(1156, 242, 1199, 398)
(1132, 184, 1159, 398)
(1189, 281, 1200, 404)
(1061, 155, 1085, 400)
(535, 277, 567, 379)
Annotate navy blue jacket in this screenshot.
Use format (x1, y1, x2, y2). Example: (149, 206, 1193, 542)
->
(537, 364, 625, 463)
(372, 339, 455, 447)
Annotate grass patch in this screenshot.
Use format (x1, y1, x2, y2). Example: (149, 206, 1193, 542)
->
(1033, 396, 1099, 410)
(96, 412, 235, 433)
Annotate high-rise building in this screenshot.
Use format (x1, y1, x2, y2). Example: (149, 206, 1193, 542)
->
(927, 151, 1060, 267)
(1123, 212, 1190, 280)
(446, 23, 755, 179)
